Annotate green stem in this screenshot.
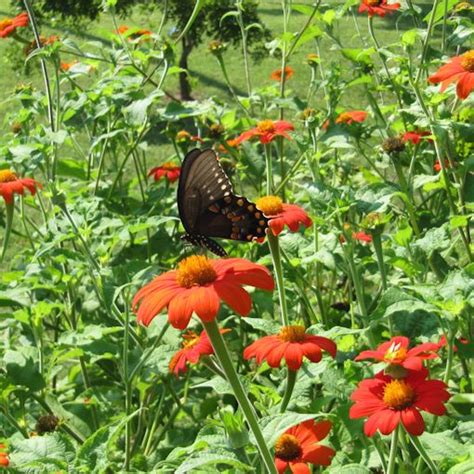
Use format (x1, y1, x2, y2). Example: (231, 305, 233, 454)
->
(415, 0, 441, 84)
(280, 369, 297, 413)
(265, 144, 273, 195)
(1, 202, 14, 263)
(410, 434, 439, 474)
(367, 17, 406, 129)
(203, 320, 277, 474)
(386, 426, 400, 474)
(236, 0, 252, 98)
(267, 232, 289, 326)
(124, 300, 131, 471)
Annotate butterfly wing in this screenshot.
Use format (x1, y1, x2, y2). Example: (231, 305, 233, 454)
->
(178, 148, 268, 243)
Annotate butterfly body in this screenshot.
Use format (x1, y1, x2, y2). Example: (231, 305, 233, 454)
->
(177, 149, 268, 256)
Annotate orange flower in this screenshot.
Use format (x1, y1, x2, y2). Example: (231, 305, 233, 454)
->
(235, 120, 294, 145)
(358, 0, 401, 17)
(434, 159, 452, 172)
(350, 369, 450, 436)
(0, 12, 29, 38)
(133, 255, 274, 329)
(270, 66, 294, 82)
(0, 169, 41, 204)
(355, 336, 439, 372)
(60, 61, 78, 72)
(0, 453, 9, 468)
(335, 110, 368, 125)
(169, 329, 229, 376)
(175, 130, 203, 143)
(148, 162, 181, 183)
(428, 50, 474, 100)
(24, 34, 59, 55)
(256, 195, 312, 236)
(244, 325, 336, 371)
(403, 130, 432, 145)
(352, 231, 372, 243)
(117, 25, 152, 40)
(274, 419, 335, 473)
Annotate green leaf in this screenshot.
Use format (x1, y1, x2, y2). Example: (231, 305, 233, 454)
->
(419, 431, 467, 461)
(328, 465, 372, 474)
(10, 433, 71, 468)
(253, 412, 316, 446)
(4, 350, 45, 391)
(175, 448, 252, 473)
(57, 159, 87, 180)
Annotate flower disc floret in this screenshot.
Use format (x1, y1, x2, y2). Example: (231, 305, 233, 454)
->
(275, 434, 302, 461)
(461, 50, 474, 72)
(256, 195, 283, 216)
(176, 255, 218, 288)
(279, 325, 307, 343)
(0, 170, 17, 183)
(383, 379, 415, 409)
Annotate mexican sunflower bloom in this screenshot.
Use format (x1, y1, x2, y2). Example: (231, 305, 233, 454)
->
(350, 368, 450, 436)
(0, 12, 29, 38)
(274, 420, 335, 473)
(256, 195, 312, 236)
(244, 325, 337, 371)
(117, 25, 152, 39)
(336, 110, 367, 125)
(403, 130, 432, 145)
(169, 329, 229, 376)
(270, 66, 295, 82)
(235, 120, 294, 145)
(0, 169, 41, 204)
(434, 159, 452, 172)
(133, 255, 274, 330)
(355, 336, 439, 373)
(359, 0, 401, 17)
(148, 163, 181, 183)
(352, 231, 372, 243)
(428, 50, 474, 100)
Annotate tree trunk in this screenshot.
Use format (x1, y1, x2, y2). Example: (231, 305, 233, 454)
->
(179, 37, 194, 101)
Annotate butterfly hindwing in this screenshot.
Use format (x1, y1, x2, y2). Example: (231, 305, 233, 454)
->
(177, 148, 268, 255)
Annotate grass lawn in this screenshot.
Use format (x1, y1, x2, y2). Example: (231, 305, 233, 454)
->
(0, 0, 436, 132)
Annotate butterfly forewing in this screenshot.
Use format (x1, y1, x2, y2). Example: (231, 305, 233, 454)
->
(177, 149, 268, 254)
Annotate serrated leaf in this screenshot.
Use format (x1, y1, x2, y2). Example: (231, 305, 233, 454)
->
(175, 448, 252, 473)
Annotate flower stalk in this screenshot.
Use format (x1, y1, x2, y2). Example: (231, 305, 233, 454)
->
(203, 320, 277, 474)
(386, 425, 400, 474)
(280, 369, 297, 413)
(267, 232, 290, 327)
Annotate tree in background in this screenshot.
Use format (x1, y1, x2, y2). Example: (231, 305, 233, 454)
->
(14, 0, 270, 100)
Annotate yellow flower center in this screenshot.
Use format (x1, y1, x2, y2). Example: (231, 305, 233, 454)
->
(384, 344, 407, 362)
(256, 195, 283, 216)
(275, 434, 302, 461)
(182, 331, 201, 349)
(366, 0, 382, 5)
(0, 169, 17, 183)
(338, 112, 352, 123)
(257, 120, 276, 133)
(279, 325, 307, 343)
(0, 19, 13, 30)
(460, 50, 474, 72)
(176, 130, 191, 140)
(161, 162, 178, 170)
(176, 255, 217, 288)
(383, 379, 415, 410)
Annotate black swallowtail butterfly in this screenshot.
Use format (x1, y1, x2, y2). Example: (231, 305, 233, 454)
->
(177, 148, 268, 256)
